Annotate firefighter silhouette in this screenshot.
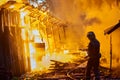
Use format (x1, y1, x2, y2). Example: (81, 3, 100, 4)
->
(85, 31, 101, 80)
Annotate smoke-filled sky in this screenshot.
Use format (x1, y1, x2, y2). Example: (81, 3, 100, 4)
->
(46, 0, 120, 47)
(47, 0, 120, 23)
(46, 0, 120, 67)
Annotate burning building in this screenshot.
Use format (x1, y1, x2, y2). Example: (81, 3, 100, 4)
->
(0, 0, 67, 78)
(0, 0, 120, 79)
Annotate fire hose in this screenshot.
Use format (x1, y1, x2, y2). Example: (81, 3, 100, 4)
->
(67, 57, 89, 80)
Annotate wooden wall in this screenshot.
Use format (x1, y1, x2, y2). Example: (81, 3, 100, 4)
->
(0, 8, 30, 78)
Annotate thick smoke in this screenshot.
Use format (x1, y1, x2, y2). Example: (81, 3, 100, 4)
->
(46, 0, 120, 68)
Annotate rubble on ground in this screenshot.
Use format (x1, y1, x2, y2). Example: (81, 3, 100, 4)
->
(19, 58, 120, 80)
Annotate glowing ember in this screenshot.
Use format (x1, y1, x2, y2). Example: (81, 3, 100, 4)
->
(64, 50, 69, 54)
(9, 5, 14, 8)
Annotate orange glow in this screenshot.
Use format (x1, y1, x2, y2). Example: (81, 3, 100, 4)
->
(9, 5, 14, 9)
(3, 0, 120, 73)
(32, 30, 43, 43)
(64, 49, 69, 54)
(21, 28, 26, 40)
(18, 2, 83, 71)
(29, 42, 36, 70)
(47, 0, 120, 68)
(34, 51, 79, 72)
(20, 11, 28, 27)
(0, 0, 23, 6)
(0, 0, 7, 6)
(0, 0, 81, 73)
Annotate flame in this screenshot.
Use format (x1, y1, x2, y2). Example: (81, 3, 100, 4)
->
(37, 51, 78, 72)
(32, 30, 43, 43)
(29, 42, 36, 70)
(17, 0, 87, 72)
(0, 0, 78, 73)
(64, 49, 69, 54)
(18, 3, 50, 71)
(9, 5, 15, 8)
(20, 11, 28, 27)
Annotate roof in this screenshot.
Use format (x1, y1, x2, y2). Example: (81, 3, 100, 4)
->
(0, 1, 67, 28)
(104, 21, 120, 35)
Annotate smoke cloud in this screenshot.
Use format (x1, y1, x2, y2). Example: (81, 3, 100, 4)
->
(46, 0, 120, 67)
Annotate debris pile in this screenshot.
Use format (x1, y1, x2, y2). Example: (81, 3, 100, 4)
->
(19, 57, 119, 80)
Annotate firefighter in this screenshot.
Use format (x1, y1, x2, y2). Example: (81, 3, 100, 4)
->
(85, 31, 101, 80)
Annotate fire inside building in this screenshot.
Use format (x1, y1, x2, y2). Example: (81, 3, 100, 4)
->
(0, 0, 120, 80)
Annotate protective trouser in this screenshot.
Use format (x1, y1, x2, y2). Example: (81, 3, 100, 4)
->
(85, 58, 100, 80)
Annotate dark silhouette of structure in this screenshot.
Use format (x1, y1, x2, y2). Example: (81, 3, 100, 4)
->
(104, 20, 120, 76)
